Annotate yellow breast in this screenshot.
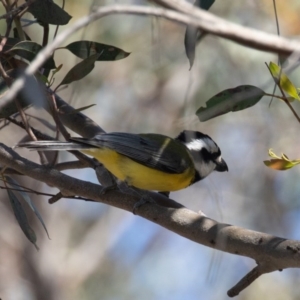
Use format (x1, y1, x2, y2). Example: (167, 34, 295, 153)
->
(83, 148, 194, 191)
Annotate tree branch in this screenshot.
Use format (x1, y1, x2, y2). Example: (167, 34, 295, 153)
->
(154, 0, 300, 55)
(227, 265, 264, 297)
(2, 2, 300, 296)
(1, 143, 300, 296)
(1, 4, 300, 110)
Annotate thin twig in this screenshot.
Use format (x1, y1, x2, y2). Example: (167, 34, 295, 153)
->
(227, 266, 262, 297)
(0, 0, 36, 21)
(269, 0, 280, 107)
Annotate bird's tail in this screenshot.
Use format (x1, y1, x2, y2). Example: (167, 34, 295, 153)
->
(15, 140, 95, 151)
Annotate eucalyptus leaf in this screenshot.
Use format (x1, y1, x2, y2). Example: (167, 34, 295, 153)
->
(196, 85, 265, 121)
(268, 62, 299, 100)
(69, 104, 96, 114)
(6, 177, 49, 238)
(184, 0, 215, 69)
(65, 41, 130, 61)
(6, 41, 56, 69)
(56, 53, 100, 88)
(264, 149, 300, 170)
(27, 0, 72, 25)
(7, 189, 39, 250)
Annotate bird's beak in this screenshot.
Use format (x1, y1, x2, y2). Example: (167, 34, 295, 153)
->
(215, 157, 228, 172)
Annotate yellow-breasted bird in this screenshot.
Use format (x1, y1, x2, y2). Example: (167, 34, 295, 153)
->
(16, 130, 228, 193)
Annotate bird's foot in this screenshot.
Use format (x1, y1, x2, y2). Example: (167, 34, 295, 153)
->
(133, 193, 155, 215)
(100, 183, 118, 195)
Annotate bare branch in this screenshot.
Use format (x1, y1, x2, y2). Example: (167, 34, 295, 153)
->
(2, 2, 300, 295)
(2, 142, 300, 296)
(228, 266, 263, 297)
(154, 0, 300, 54)
(1, 4, 300, 111)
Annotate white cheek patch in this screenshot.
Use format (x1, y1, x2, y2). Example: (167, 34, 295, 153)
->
(195, 160, 216, 178)
(186, 138, 218, 153)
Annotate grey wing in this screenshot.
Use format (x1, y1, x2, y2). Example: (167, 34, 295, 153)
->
(71, 132, 189, 174)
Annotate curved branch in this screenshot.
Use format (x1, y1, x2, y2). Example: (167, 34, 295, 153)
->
(1, 143, 300, 296)
(2, 4, 300, 110)
(154, 0, 300, 54)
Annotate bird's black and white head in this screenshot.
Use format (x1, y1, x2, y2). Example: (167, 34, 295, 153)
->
(176, 130, 228, 183)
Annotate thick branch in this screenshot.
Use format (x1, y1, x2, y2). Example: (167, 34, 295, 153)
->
(154, 0, 300, 55)
(1, 4, 300, 110)
(1, 143, 300, 274)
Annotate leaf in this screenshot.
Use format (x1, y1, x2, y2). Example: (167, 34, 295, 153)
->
(184, 26, 199, 70)
(6, 41, 56, 69)
(6, 177, 49, 238)
(268, 62, 300, 100)
(7, 189, 39, 250)
(27, 0, 72, 25)
(69, 104, 96, 114)
(196, 85, 265, 122)
(56, 53, 100, 88)
(264, 149, 300, 170)
(64, 41, 130, 61)
(184, 0, 215, 69)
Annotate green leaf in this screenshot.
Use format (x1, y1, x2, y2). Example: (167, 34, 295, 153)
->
(69, 104, 96, 114)
(27, 0, 72, 25)
(184, 0, 215, 69)
(184, 26, 198, 70)
(196, 85, 265, 122)
(7, 189, 39, 250)
(6, 177, 49, 238)
(64, 41, 130, 61)
(56, 53, 100, 88)
(268, 62, 300, 100)
(264, 149, 300, 170)
(6, 41, 56, 69)
(197, 0, 215, 10)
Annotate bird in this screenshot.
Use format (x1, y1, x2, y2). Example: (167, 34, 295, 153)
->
(16, 130, 228, 193)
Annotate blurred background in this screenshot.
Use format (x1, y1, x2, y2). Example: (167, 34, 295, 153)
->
(1, 0, 300, 299)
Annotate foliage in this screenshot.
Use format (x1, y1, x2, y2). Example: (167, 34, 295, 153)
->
(0, 0, 300, 299)
(0, 0, 130, 248)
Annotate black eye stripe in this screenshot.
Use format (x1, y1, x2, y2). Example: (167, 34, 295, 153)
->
(211, 152, 221, 160)
(200, 148, 221, 162)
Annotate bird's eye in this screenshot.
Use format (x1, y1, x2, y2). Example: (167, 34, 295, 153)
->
(211, 151, 221, 160)
(201, 148, 213, 162)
